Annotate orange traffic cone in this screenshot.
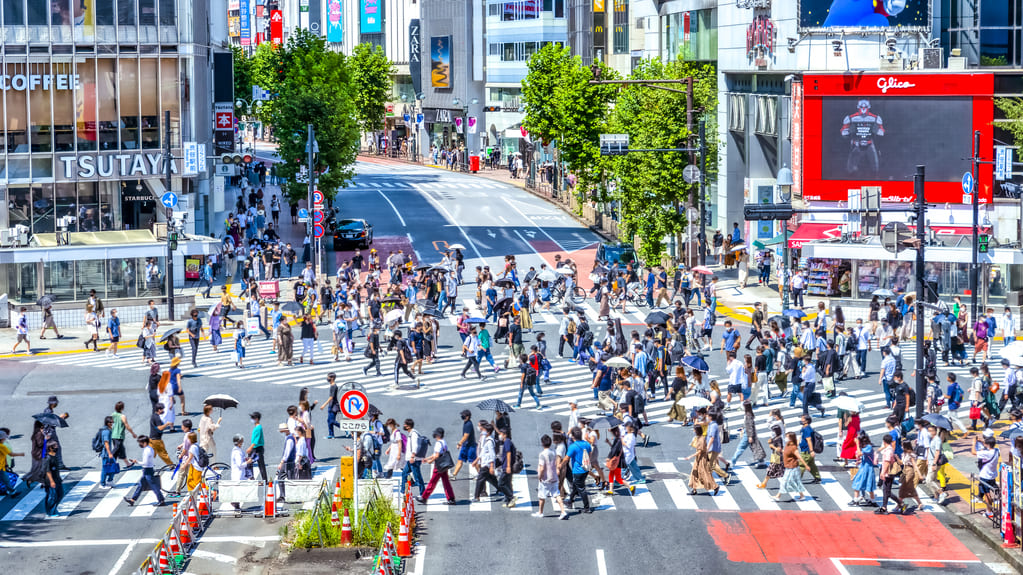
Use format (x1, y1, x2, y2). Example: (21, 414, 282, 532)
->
(178, 518, 191, 547)
(157, 542, 170, 573)
(198, 487, 210, 518)
(264, 481, 276, 518)
(340, 508, 353, 545)
(330, 502, 340, 528)
(168, 530, 181, 556)
(379, 541, 393, 574)
(146, 558, 156, 575)
(171, 502, 178, 517)
(397, 518, 411, 557)
(384, 525, 396, 556)
(1004, 513, 1019, 548)
(187, 501, 200, 532)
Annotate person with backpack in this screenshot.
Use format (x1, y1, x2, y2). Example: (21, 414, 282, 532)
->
(400, 419, 427, 496)
(416, 428, 456, 505)
(495, 426, 520, 508)
(565, 427, 593, 513)
(890, 371, 912, 423)
(973, 312, 990, 364)
(797, 415, 822, 484)
(559, 308, 576, 358)
(392, 331, 418, 385)
(972, 432, 1001, 519)
(515, 353, 542, 409)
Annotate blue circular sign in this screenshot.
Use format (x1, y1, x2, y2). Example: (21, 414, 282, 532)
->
(161, 192, 178, 208)
(297, 208, 309, 219)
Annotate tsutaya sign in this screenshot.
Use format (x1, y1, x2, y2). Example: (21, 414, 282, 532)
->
(1, 74, 81, 91)
(58, 153, 183, 181)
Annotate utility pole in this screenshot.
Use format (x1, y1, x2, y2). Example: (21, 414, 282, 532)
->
(970, 130, 981, 322)
(698, 119, 707, 268)
(306, 124, 316, 278)
(164, 110, 175, 320)
(914, 165, 926, 421)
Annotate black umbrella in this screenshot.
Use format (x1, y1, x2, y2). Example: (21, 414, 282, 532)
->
(380, 296, 402, 303)
(429, 266, 450, 273)
(476, 399, 515, 413)
(36, 295, 55, 308)
(523, 270, 537, 283)
(32, 412, 68, 428)
(414, 264, 432, 272)
(588, 415, 622, 430)
(422, 308, 445, 318)
(494, 278, 515, 288)
(281, 301, 304, 314)
(493, 297, 514, 315)
(645, 311, 670, 325)
(368, 404, 382, 417)
(203, 394, 239, 410)
(158, 328, 182, 343)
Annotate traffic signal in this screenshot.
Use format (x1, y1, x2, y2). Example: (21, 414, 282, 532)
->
(979, 233, 990, 254)
(484, 106, 501, 113)
(220, 153, 248, 165)
(744, 203, 795, 221)
(168, 230, 178, 251)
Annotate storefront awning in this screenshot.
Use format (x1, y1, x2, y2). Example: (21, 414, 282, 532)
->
(789, 223, 844, 249)
(929, 225, 993, 236)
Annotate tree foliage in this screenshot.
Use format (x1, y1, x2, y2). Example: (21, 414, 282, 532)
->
(349, 43, 395, 133)
(250, 29, 359, 204)
(231, 45, 254, 115)
(996, 97, 1023, 149)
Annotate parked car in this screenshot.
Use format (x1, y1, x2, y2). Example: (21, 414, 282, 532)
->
(596, 242, 636, 266)
(332, 219, 374, 250)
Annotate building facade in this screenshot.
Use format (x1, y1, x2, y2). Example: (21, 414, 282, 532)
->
(0, 0, 221, 310)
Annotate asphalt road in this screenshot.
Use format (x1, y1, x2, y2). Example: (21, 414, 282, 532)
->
(0, 161, 1013, 575)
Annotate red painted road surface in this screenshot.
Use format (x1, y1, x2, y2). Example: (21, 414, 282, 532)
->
(706, 512, 978, 574)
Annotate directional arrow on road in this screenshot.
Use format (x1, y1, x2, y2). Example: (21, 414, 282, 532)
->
(523, 230, 536, 238)
(487, 230, 496, 238)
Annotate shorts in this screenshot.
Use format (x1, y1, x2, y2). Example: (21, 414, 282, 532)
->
(16, 334, 28, 342)
(702, 328, 714, 338)
(458, 444, 477, 462)
(727, 384, 743, 395)
(537, 480, 560, 500)
(975, 338, 988, 353)
(110, 438, 127, 460)
(978, 477, 998, 497)
(110, 336, 120, 343)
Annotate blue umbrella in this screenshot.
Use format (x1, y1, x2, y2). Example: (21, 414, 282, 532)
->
(465, 317, 487, 324)
(783, 309, 807, 319)
(681, 355, 709, 372)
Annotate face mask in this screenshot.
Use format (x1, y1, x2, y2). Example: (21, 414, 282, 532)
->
(251, 419, 257, 424)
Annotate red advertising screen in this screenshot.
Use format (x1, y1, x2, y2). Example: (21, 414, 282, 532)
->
(801, 73, 994, 204)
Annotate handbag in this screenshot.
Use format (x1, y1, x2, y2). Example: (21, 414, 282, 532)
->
(136, 334, 145, 348)
(969, 404, 982, 420)
(435, 449, 455, 472)
(889, 457, 903, 476)
(605, 454, 620, 470)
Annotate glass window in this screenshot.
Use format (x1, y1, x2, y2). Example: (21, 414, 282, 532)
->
(32, 157, 52, 179)
(44, 261, 76, 302)
(76, 259, 106, 300)
(159, 0, 174, 24)
(140, 58, 159, 148)
(612, 0, 628, 54)
(28, 61, 53, 153)
(99, 180, 120, 231)
(856, 260, 881, 298)
(27, 0, 49, 42)
(17, 263, 39, 304)
(53, 60, 75, 152)
(74, 0, 97, 43)
(160, 58, 179, 147)
(75, 56, 97, 151)
(886, 261, 914, 292)
(107, 258, 136, 298)
(55, 183, 77, 231)
(78, 182, 101, 232)
(5, 60, 29, 153)
(4, 0, 26, 25)
(97, 58, 118, 150)
(6, 186, 31, 229)
(118, 0, 136, 43)
(119, 57, 140, 149)
(140, 256, 165, 295)
(503, 43, 514, 61)
(7, 157, 31, 180)
(554, 0, 564, 17)
(542, 0, 551, 11)
(139, 0, 155, 24)
(524, 41, 537, 59)
(31, 183, 55, 234)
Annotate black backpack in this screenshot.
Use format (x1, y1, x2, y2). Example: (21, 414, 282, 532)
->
(631, 390, 646, 414)
(414, 433, 430, 459)
(907, 387, 917, 407)
(511, 450, 524, 474)
(811, 431, 825, 454)
(92, 428, 105, 453)
(195, 446, 210, 468)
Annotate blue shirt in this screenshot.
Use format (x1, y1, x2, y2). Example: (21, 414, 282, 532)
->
(596, 364, 613, 391)
(566, 440, 592, 474)
(632, 351, 649, 377)
(947, 382, 963, 409)
(889, 428, 903, 456)
(107, 317, 121, 338)
(881, 355, 896, 381)
(732, 227, 742, 243)
(272, 311, 284, 328)
(722, 328, 740, 351)
(707, 421, 722, 452)
(799, 426, 813, 453)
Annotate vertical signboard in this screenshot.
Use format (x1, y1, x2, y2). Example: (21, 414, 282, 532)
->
(592, 0, 605, 59)
(361, 0, 382, 34)
(183, 142, 199, 175)
(308, 0, 321, 35)
(327, 0, 343, 42)
(240, 0, 251, 46)
(430, 36, 451, 89)
(790, 79, 803, 201)
(408, 19, 422, 96)
(270, 10, 284, 45)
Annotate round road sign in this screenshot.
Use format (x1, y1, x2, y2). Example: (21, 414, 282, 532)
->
(312, 190, 324, 205)
(313, 223, 325, 239)
(313, 210, 324, 224)
(340, 389, 369, 419)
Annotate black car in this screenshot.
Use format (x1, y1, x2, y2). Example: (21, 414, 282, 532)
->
(332, 219, 374, 249)
(596, 242, 636, 266)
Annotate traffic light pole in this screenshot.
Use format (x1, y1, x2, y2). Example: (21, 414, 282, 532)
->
(699, 119, 708, 268)
(307, 124, 316, 279)
(164, 110, 175, 321)
(914, 165, 926, 421)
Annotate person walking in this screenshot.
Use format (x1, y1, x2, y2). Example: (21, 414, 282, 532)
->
(392, 331, 417, 385)
(199, 404, 221, 460)
(99, 416, 121, 488)
(106, 309, 121, 358)
(729, 401, 767, 468)
(298, 315, 318, 365)
(186, 309, 203, 368)
(451, 410, 476, 479)
(417, 428, 456, 505)
(41, 442, 63, 515)
(565, 428, 592, 513)
(39, 304, 62, 340)
(229, 434, 254, 511)
(362, 325, 382, 377)
(0, 430, 24, 496)
(850, 433, 878, 506)
(534, 434, 568, 519)
(756, 425, 785, 489)
(495, 426, 519, 508)
(774, 432, 812, 502)
(798, 415, 822, 484)
(123, 436, 166, 507)
(110, 401, 138, 470)
(148, 404, 174, 465)
(473, 421, 506, 502)
(876, 434, 902, 514)
(683, 425, 720, 495)
(400, 419, 427, 496)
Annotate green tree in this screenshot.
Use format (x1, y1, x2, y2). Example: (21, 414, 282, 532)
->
(349, 43, 394, 134)
(231, 45, 254, 115)
(996, 97, 1023, 148)
(256, 29, 360, 204)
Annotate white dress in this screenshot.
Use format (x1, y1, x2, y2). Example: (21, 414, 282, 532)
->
(384, 429, 404, 472)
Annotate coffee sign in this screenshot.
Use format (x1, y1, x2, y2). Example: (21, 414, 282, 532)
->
(1, 74, 81, 91)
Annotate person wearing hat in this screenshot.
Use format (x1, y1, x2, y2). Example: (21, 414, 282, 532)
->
(417, 428, 455, 505)
(169, 356, 186, 416)
(41, 396, 69, 469)
(451, 410, 476, 479)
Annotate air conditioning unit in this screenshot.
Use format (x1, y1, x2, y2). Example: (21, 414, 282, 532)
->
(0, 229, 12, 247)
(948, 56, 968, 70)
(919, 47, 942, 69)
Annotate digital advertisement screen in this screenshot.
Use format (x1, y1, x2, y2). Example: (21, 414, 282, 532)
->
(819, 96, 972, 183)
(800, 0, 930, 29)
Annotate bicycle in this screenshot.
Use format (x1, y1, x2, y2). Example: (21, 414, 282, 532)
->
(155, 461, 230, 495)
(609, 282, 647, 310)
(550, 278, 586, 305)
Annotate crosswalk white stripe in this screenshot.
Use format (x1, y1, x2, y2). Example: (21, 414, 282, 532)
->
(420, 373, 593, 403)
(795, 489, 824, 511)
(653, 462, 698, 510)
(48, 471, 101, 519)
(130, 490, 163, 517)
(819, 472, 860, 511)
(1, 473, 70, 521)
(915, 486, 945, 512)
(732, 465, 780, 510)
(589, 490, 616, 511)
(511, 471, 532, 510)
(88, 470, 143, 519)
(628, 483, 657, 510)
(709, 483, 740, 510)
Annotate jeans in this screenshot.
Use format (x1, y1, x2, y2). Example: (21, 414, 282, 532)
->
(394, 360, 415, 385)
(517, 383, 541, 408)
(789, 382, 801, 407)
(729, 434, 751, 467)
(252, 445, 267, 481)
(0, 468, 18, 494)
(568, 472, 590, 509)
(326, 410, 339, 438)
(461, 355, 481, 378)
(189, 338, 199, 366)
(881, 379, 893, 406)
(497, 471, 515, 503)
(129, 468, 165, 505)
(760, 265, 771, 284)
(400, 461, 425, 494)
(802, 381, 822, 416)
(626, 458, 645, 483)
(44, 483, 63, 515)
(201, 278, 213, 298)
(792, 288, 804, 308)
(477, 349, 496, 369)
(856, 350, 868, 375)
(365, 355, 381, 375)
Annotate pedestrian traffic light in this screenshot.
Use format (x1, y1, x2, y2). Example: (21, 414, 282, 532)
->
(744, 203, 795, 221)
(168, 230, 178, 251)
(979, 233, 990, 254)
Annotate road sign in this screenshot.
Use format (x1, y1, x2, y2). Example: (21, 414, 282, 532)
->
(881, 222, 913, 254)
(297, 208, 309, 220)
(962, 171, 974, 196)
(416, 113, 424, 124)
(599, 133, 629, 156)
(313, 210, 324, 224)
(339, 420, 370, 432)
(312, 190, 324, 205)
(313, 224, 325, 239)
(340, 389, 369, 419)
(161, 192, 178, 208)
(682, 164, 701, 184)
(403, 113, 411, 122)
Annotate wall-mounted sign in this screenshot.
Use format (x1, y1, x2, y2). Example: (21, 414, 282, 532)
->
(409, 19, 422, 96)
(736, 0, 770, 7)
(58, 153, 182, 181)
(327, 0, 343, 42)
(270, 10, 283, 45)
(240, 0, 251, 46)
(1, 74, 81, 91)
(746, 15, 775, 65)
(361, 0, 381, 34)
(430, 36, 451, 89)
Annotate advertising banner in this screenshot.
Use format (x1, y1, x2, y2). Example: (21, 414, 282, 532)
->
(270, 10, 283, 45)
(361, 0, 382, 34)
(240, 0, 251, 46)
(185, 258, 201, 280)
(430, 36, 451, 89)
(308, 0, 321, 35)
(327, 0, 343, 41)
(791, 80, 803, 201)
(799, 0, 930, 31)
(409, 19, 422, 96)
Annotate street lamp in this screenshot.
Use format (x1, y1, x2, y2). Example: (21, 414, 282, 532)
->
(776, 165, 794, 311)
(234, 99, 262, 152)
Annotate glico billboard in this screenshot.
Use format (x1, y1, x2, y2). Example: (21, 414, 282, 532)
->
(800, 72, 994, 204)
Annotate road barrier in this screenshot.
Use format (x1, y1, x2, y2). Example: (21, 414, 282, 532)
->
(368, 479, 418, 573)
(134, 482, 212, 575)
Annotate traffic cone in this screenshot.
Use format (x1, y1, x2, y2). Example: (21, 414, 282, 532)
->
(146, 557, 156, 575)
(157, 542, 170, 573)
(264, 481, 276, 518)
(1004, 513, 1019, 548)
(168, 530, 181, 556)
(340, 508, 353, 545)
(397, 518, 411, 557)
(187, 501, 200, 532)
(178, 518, 191, 547)
(379, 542, 393, 575)
(198, 487, 210, 518)
(171, 502, 178, 517)
(384, 525, 396, 556)
(330, 502, 340, 528)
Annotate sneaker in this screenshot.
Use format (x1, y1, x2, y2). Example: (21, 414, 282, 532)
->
(937, 492, 948, 504)
(628, 485, 635, 493)
(531, 512, 543, 518)
(504, 497, 517, 508)
(559, 512, 569, 520)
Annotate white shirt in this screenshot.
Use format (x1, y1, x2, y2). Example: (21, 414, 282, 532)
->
(567, 409, 579, 432)
(404, 429, 421, 460)
(478, 433, 496, 466)
(622, 431, 638, 464)
(433, 438, 448, 458)
(231, 445, 248, 480)
(140, 445, 156, 469)
(726, 358, 745, 388)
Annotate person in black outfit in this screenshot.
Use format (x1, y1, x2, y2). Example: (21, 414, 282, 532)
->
(392, 331, 416, 384)
(363, 326, 382, 377)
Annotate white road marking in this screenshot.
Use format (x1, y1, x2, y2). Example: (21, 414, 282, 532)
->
(191, 550, 238, 564)
(596, 549, 608, 575)
(48, 471, 100, 519)
(410, 545, 427, 575)
(106, 540, 138, 575)
(653, 462, 698, 510)
(511, 471, 532, 510)
(819, 472, 860, 511)
(377, 190, 406, 227)
(732, 465, 779, 510)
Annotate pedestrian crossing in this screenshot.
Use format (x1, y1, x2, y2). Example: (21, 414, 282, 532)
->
(371, 460, 944, 515)
(347, 180, 512, 191)
(0, 465, 337, 522)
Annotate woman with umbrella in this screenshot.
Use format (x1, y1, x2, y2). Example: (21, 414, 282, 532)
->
(19, 420, 47, 490)
(199, 404, 222, 461)
(164, 330, 182, 361)
(209, 306, 223, 353)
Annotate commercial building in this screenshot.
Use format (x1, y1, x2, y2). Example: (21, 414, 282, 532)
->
(0, 0, 223, 320)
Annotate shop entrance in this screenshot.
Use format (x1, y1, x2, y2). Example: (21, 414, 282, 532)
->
(121, 180, 157, 231)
